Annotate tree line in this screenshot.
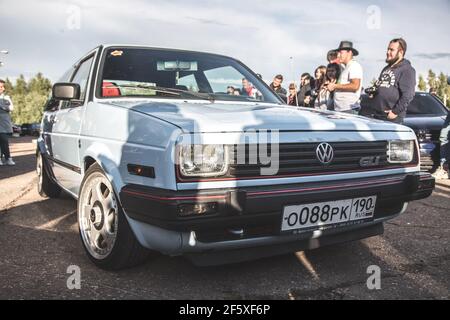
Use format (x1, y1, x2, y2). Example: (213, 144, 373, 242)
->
(417, 70, 449, 107)
(1, 70, 449, 125)
(2, 73, 52, 125)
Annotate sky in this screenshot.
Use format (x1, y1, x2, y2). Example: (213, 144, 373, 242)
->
(0, 0, 449, 88)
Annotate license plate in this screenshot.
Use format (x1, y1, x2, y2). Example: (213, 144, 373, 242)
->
(281, 196, 377, 232)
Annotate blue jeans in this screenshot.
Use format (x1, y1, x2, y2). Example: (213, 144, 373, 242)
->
(0, 133, 11, 159)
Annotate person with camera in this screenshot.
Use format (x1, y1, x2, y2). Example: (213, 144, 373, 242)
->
(361, 38, 416, 124)
(325, 41, 363, 114)
(0, 79, 15, 166)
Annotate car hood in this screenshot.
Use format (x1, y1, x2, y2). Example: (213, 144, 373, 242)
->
(403, 115, 446, 131)
(107, 100, 412, 133)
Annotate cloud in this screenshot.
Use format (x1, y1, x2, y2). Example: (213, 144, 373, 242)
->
(0, 0, 449, 87)
(185, 17, 231, 27)
(412, 53, 450, 60)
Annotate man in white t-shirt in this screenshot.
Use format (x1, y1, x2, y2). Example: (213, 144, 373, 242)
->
(326, 41, 363, 113)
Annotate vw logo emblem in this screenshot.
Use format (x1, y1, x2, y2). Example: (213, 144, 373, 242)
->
(316, 142, 334, 164)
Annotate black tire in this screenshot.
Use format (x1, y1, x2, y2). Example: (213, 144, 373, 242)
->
(78, 163, 149, 270)
(37, 152, 61, 198)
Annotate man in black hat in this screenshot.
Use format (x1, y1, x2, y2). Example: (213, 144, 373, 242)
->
(360, 38, 416, 124)
(326, 41, 363, 114)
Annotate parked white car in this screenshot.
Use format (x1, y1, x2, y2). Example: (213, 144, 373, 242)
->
(37, 45, 434, 269)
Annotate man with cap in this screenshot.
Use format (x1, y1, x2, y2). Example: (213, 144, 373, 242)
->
(326, 41, 363, 114)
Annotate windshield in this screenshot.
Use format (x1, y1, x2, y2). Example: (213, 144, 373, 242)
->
(98, 47, 282, 104)
(406, 93, 448, 117)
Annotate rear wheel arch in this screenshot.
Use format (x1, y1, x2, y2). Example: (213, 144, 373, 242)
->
(36, 152, 62, 198)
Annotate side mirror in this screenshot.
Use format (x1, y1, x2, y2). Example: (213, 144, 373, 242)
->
(447, 76, 450, 85)
(52, 83, 80, 101)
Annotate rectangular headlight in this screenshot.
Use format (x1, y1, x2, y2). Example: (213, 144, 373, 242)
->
(178, 144, 229, 177)
(388, 140, 414, 163)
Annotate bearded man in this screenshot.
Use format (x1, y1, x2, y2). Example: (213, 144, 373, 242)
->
(361, 38, 416, 124)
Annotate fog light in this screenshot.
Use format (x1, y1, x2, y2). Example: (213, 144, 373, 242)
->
(178, 203, 218, 217)
(127, 164, 155, 178)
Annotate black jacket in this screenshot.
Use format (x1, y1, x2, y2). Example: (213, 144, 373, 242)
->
(297, 84, 312, 107)
(269, 83, 287, 96)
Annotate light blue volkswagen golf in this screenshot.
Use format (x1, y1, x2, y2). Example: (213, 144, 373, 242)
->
(37, 45, 434, 269)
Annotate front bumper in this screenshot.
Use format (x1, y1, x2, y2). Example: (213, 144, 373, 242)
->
(120, 172, 434, 265)
(418, 142, 439, 171)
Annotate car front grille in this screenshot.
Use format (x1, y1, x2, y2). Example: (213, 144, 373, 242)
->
(177, 141, 418, 181)
(228, 141, 391, 178)
(415, 130, 441, 143)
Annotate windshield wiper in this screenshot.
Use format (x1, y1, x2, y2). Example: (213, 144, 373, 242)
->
(155, 86, 215, 102)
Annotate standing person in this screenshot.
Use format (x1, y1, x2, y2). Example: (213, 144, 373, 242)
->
(297, 73, 312, 107)
(438, 111, 450, 178)
(311, 66, 327, 106)
(361, 38, 416, 124)
(326, 41, 363, 114)
(0, 79, 15, 166)
(313, 66, 327, 91)
(314, 63, 341, 111)
(287, 83, 299, 106)
(240, 78, 259, 98)
(327, 50, 340, 64)
(269, 74, 287, 99)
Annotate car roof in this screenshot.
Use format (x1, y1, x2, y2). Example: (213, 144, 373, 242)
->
(73, 44, 242, 69)
(87, 44, 238, 62)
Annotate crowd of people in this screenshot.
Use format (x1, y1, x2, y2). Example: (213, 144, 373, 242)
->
(268, 39, 416, 122)
(267, 38, 449, 175)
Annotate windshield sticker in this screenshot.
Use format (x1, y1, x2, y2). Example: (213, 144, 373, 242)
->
(110, 50, 123, 57)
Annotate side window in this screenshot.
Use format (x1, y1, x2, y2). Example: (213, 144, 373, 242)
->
(177, 74, 199, 92)
(204, 66, 243, 93)
(59, 66, 75, 83)
(70, 56, 94, 104)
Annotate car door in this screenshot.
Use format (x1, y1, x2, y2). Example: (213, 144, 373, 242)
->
(51, 53, 97, 196)
(41, 67, 73, 176)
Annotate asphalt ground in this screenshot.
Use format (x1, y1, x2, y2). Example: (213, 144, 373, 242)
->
(0, 136, 449, 299)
